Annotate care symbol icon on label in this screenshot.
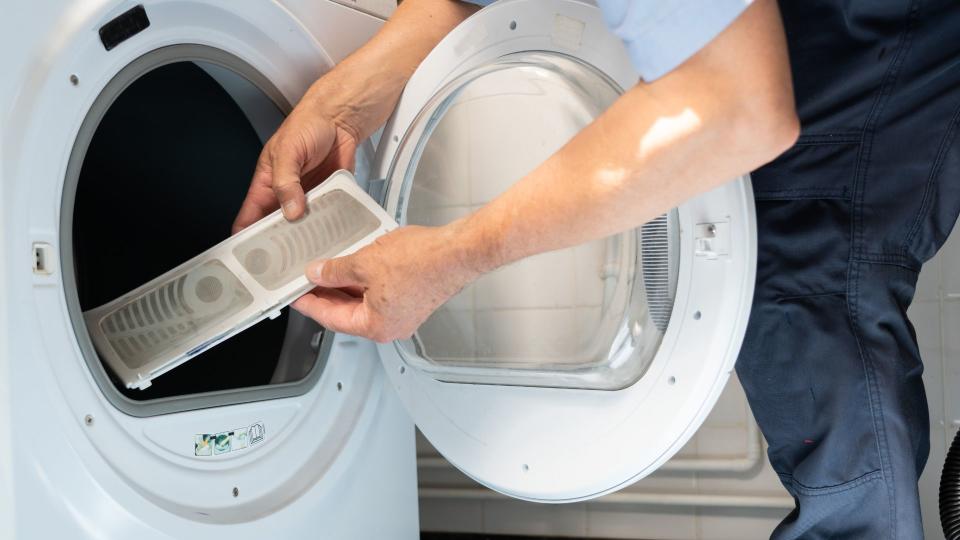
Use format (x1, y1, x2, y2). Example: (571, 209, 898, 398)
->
(194, 421, 265, 457)
(248, 422, 265, 445)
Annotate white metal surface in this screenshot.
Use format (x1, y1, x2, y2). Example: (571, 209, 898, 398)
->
(374, 0, 757, 503)
(0, 1, 417, 538)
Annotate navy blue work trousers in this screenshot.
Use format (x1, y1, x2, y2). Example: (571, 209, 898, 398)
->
(735, 1, 960, 537)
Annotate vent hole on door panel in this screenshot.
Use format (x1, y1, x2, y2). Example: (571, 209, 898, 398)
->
(66, 48, 329, 407)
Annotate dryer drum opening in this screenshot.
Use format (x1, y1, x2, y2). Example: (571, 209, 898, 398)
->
(61, 46, 329, 413)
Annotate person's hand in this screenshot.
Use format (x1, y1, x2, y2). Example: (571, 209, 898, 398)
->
(232, 102, 360, 234)
(290, 223, 486, 343)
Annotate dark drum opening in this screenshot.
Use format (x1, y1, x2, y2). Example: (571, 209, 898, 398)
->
(72, 61, 317, 400)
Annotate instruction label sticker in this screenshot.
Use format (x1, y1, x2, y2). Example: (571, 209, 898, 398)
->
(194, 421, 265, 457)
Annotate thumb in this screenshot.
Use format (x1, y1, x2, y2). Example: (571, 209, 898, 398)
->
(272, 145, 307, 221)
(306, 257, 362, 289)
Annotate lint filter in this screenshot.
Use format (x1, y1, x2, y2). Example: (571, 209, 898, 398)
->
(83, 170, 397, 390)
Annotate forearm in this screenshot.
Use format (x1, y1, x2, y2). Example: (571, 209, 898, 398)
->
(303, 0, 478, 140)
(454, 0, 798, 271)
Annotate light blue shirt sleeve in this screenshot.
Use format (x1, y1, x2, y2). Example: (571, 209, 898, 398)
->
(460, 1, 751, 81)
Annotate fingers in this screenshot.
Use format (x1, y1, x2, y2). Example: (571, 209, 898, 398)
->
(232, 204, 261, 235)
(233, 158, 279, 234)
(232, 208, 258, 235)
(233, 196, 277, 234)
(272, 142, 308, 221)
(295, 257, 374, 338)
(306, 256, 363, 289)
(236, 112, 353, 231)
(234, 140, 308, 231)
(291, 288, 370, 337)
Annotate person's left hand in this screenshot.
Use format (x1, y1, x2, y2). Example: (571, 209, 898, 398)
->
(291, 223, 484, 342)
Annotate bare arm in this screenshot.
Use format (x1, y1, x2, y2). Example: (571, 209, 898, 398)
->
(458, 0, 798, 271)
(291, 0, 799, 342)
(306, 0, 478, 144)
(233, 0, 477, 230)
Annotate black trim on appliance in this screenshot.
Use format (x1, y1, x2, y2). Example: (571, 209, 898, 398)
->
(99, 5, 150, 51)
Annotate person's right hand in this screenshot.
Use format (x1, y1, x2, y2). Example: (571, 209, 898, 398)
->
(232, 102, 360, 234)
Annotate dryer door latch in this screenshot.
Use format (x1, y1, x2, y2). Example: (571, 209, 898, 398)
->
(694, 221, 730, 260)
(32, 242, 55, 275)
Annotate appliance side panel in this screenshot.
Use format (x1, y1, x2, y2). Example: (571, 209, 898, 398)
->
(278, 0, 387, 64)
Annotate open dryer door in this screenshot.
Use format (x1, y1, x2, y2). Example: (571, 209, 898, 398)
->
(372, 0, 757, 502)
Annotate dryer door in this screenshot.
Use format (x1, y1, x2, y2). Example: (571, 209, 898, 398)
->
(372, 0, 757, 502)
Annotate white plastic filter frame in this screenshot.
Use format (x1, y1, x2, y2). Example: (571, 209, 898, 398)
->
(84, 171, 396, 390)
(372, 0, 757, 502)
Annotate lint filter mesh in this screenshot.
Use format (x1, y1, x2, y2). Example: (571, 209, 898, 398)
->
(97, 259, 253, 370)
(83, 170, 397, 390)
(234, 189, 380, 290)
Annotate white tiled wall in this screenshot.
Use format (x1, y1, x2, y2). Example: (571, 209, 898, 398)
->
(913, 226, 960, 540)
(418, 224, 960, 539)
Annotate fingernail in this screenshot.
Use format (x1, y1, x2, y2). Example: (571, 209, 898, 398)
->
(282, 201, 298, 219)
(308, 261, 324, 279)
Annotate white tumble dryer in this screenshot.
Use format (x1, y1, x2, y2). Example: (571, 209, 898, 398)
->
(0, 0, 757, 538)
